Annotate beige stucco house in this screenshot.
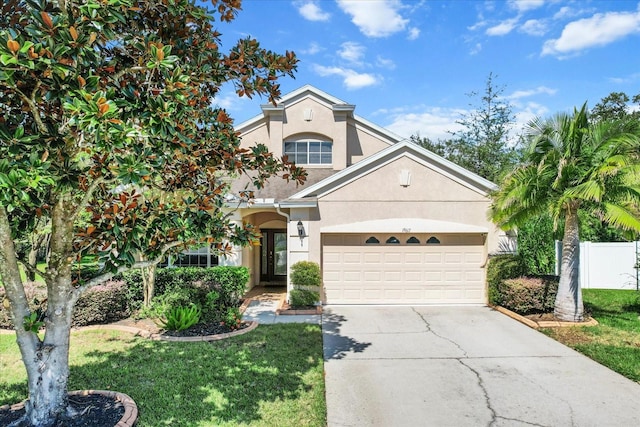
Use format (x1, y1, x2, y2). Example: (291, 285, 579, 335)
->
(215, 85, 503, 305)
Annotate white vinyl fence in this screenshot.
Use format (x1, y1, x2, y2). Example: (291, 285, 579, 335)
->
(555, 241, 640, 290)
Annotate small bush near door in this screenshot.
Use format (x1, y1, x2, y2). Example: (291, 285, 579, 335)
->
(290, 261, 321, 307)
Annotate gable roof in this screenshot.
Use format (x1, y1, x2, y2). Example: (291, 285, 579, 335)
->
(288, 139, 497, 200)
(235, 85, 404, 145)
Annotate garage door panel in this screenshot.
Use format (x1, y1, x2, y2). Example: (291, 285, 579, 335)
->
(344, 271, 362, 282)
(384, 253, 402, 263)
(363, 253, 382, 263)
(404, 270, 422, 282)
(404, 253, 423, 263)
(363, 271, 382, 281)
(424, 253, 443, 264)
(343, 252, 363, 263)
(323, 235, 486, 304)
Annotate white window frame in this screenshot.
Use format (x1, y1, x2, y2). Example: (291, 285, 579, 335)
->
(284, 140, 332, 165)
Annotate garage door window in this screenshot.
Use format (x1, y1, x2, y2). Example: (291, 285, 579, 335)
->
(406, 236, 420, 244)
(386, 236, 400, 244)
(365, 236, 380, 244)
(426, 236, 440, 244)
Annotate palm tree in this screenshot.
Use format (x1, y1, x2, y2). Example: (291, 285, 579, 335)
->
(490, 103, 640, 321)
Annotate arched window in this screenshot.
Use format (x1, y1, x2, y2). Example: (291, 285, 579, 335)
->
(365, 236, 380, 244)
(426, 236, 440, 244)
(386, 236, 400, 244)
(406, 236, 420, 244)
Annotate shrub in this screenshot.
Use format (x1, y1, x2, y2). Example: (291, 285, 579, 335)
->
(159, 304, 201, 331)
(290, 261, 322, 288)
(2, 280, 133, 329)
(289, 261, 320, 307)
(487, 254, 526, 306)
(499, 276, 558, 314)
(0, 282, 47, 329)
(141, 286, 198, 319)
(221, 306, 242, 330)
(517, 215, 557, 276)
(141, 266, 249, 323)
(114, 269, 144, 309)
(290, 289, 319, 307)
(72, 280, 131, 327)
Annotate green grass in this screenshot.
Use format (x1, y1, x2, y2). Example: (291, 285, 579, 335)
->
(542, 289, 640, 382)
(0, 324, 326, 426)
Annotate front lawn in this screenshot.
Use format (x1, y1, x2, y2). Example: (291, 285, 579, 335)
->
(0, 323, 326, 426)
(541, 289, 640, 382)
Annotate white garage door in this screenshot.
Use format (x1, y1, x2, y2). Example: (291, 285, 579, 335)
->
(322, 233, 486, 304)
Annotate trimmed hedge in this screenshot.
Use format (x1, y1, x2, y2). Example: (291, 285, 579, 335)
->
(499, 276, 558, 315)
(289, 261, 320, 307)
(0, 280, 131, 329)
(72, 280, 131, 326)
(138, 266, 250, 323)
(487, 254, 526, 306)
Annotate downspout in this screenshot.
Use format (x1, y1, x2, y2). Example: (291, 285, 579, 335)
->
(275, 203, 291, 302)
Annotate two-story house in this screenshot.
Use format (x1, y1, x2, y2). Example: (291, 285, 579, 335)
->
(215, 85, 502, 305)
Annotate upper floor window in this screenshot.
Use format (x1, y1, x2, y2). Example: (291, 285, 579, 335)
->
(284, 141, 332, 165)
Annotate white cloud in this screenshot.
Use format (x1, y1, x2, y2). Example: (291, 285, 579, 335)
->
(520, 19, 547, 36)
(608, 72, 640, 84)
(508, 86, 557, 100)
(376, 55, 396, 69)
(383, 106, 467, 141)
(337, 0, 409, 37)
(297, 1, 330, 22)
(514, 102, 551, 131)
(338, 41, 366, 64)
(542, 10, 640, 56)
(470, 42, 482, 55)
(408, 27, 420, 40)
(468, 19, 488, 31)
(300, 42, 323, 55)
(509, 0, 545, 13)
(312, 64, 380, 89)
(486, 18, 519, 36)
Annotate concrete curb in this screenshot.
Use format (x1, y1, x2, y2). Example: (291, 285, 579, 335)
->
(492, 305, 599, 329)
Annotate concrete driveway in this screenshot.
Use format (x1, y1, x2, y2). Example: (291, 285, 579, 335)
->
(322, 306, 640, 427)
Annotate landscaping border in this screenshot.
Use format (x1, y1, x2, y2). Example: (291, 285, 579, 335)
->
(0, 321, 259, 342)
(0, 390, 138, 427)
(492, 305, 598, 329)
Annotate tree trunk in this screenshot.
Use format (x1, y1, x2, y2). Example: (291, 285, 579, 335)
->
(554, 204, 584, 321)
(26, 247, 38, 281)
(1, 195, 78, 426)
(142, 263, 157, 308)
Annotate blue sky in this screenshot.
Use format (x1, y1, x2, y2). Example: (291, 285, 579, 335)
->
(213, 0, 640, 142)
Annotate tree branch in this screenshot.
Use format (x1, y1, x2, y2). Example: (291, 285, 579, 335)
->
(15, 85, 47, 135)
(72, 177, 105, 221)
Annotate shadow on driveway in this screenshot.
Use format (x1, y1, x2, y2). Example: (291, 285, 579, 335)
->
(322, 310, 371, 360)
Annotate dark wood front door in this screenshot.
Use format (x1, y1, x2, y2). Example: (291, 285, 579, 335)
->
(260, 229, 287, 283)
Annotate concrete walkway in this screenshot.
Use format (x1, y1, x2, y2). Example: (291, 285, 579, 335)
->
(323, 305, 640, 427)
(241, 287, 321, 324)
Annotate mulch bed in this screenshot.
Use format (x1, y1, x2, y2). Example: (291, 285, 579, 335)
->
(0, 394, 124, 427)
(161, 320, 251, 337)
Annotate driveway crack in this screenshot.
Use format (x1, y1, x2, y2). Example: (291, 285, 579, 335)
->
(495, 416, 550, 426)
(411, 307, 468, 358)
(458, 358, 497, 427)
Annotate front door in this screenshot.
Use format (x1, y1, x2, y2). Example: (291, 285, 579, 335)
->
(260, 229, 287, 283)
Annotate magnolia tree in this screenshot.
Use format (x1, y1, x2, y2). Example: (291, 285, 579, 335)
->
(0, 0, 304, 425)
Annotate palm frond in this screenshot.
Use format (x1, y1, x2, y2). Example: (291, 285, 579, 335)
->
(603, 202, 640, 234)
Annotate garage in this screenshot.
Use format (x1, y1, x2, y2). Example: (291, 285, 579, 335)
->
(322, 233, 487, 305)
